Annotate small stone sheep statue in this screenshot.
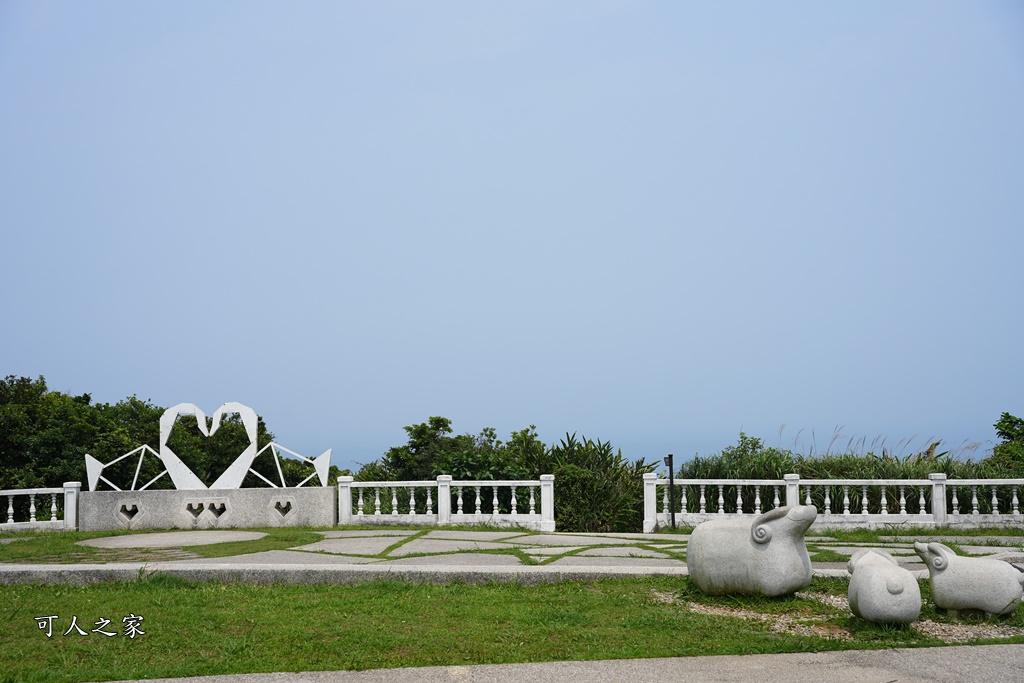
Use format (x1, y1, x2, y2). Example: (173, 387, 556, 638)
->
(688, 505, 817, 597)
(914, 541, 1024, 616)
(847, 549, 921, 623)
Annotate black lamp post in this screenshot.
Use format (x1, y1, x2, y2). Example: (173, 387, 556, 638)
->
(663, 453, 675, 529)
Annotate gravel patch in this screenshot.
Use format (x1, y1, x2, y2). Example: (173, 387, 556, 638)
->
(651, 590, 1024, 644)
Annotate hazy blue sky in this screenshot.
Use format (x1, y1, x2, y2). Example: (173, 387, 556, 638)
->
(2, 2, 1022, 474)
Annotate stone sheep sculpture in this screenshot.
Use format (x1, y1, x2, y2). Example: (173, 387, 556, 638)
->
(914, 541, 1024, 616)
(847, 549, 921, 623)
(687, 505, 817, 597)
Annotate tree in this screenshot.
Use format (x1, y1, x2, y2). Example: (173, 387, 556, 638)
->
(986, 412, 1024, 475)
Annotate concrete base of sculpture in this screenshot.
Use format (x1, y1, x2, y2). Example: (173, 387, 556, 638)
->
(847, 549, 921, 623)
(687, 505, 817, 597)
(915, 541, 1024, 616)
(79, 488, 336, 532)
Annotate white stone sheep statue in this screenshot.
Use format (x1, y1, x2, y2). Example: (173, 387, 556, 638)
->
(847, 549, 921, 623)
(687, 505, 817, 597)
(914, 541, 1024, 616)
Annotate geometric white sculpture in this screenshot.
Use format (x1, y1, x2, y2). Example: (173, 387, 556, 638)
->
(85, 402, 332, 491)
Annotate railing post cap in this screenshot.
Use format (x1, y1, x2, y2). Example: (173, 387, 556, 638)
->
(540, 474, 554, 481)
(643, 473, 657, 480)
(783, 474, 801, 481)
(338, 476, 354, 483)
(928, 473, 947, 481)
(63, 482, 82, 488)
(437, 475, 453, 482)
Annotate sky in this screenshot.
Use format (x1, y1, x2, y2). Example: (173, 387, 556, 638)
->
(2, 1, 1022, 475)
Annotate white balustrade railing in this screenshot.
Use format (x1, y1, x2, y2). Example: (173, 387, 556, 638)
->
(338, 475, 555, 532)
(0, 482, 81, 532)
(643, 473, 1024, 532)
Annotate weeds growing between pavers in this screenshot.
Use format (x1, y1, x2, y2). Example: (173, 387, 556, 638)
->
(0, 528, 327, 565)
(3, 576, 1024, 683)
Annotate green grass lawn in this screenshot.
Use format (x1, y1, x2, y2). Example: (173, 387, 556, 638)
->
(2, 575, 1023, 683)
(3, 525, 1024, 682)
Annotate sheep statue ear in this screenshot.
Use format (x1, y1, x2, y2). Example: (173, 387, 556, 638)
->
(927, 542, 950, 570)
(751, 506, 787, 545)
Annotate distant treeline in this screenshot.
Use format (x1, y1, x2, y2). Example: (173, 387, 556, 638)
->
(3, 375, 1022, 533)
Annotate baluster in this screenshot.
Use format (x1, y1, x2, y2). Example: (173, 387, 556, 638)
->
(842, 486, 850, 515)
(374, 487, 381, 516)
(29, 494, 36, 523)
(824, 488, 831, 516)
(357, 489, 364, 516)
(971, 485, 979, 516)
(391, 487, 399, 516)
(772, 486, 780, 509)
(409, 487, 416, 516)
(6, 496, 12, 524)
(880, 487, 889, 515)
(951, 487, 959, 519)
(457, 486, 464, 514)
(475, 486, 482, 515)
(754, 486, 762, 515)
(511, 487, 518, 515)
(805, 486, 812, 507)
(529, 486, 536, 514)
(51, 493, 58, 521)
(717, 484, 725, 514)
(992, 487, 1001, 519)
(699, 485, 706, 514)
(680, 485, 688, 513)
(861, 486, 869, 515)
(427, 487, 434, 514)
(899, 486, 907, 515)
(1013, 486, 1020, 516)
(492, 487, 499, 514)
(917, 486, 927, 516)
(735, 486, 742, 513)
(663, 482, 669, 513)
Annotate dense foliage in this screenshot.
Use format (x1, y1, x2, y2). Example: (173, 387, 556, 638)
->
(356, 417, 656, 533)
(0, 375, 336, 490)
(4, 374, 1021, 532)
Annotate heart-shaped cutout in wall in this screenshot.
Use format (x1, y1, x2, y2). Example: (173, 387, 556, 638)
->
(274, 501, 293, 518)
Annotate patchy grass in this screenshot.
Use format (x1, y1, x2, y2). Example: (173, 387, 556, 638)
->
(0, 528, 327, 564)
(805, 546, 850, 563)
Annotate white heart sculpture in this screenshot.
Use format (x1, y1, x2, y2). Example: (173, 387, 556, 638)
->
(84, 401, 332, 491)
(159, 402, 259, 490)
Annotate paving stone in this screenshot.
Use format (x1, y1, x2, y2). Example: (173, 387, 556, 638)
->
(387, 539, 516, 556)
(547, 556, 685, 568)
(880, 535, 1024, 546)
(648, 543, 687, 549)
(421, 531, 530, 542)
(524, 535, 644, 546)
(577, 547, 671, 558)
(318, 530, 418, 538)
(563, 532, 678, 540)
(376, 553, 522, 566)
(162, 550, 381, 565)
(520, 546, 578, 556)
(292, 537, 402, 556)
(78, 531, 266, 549)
